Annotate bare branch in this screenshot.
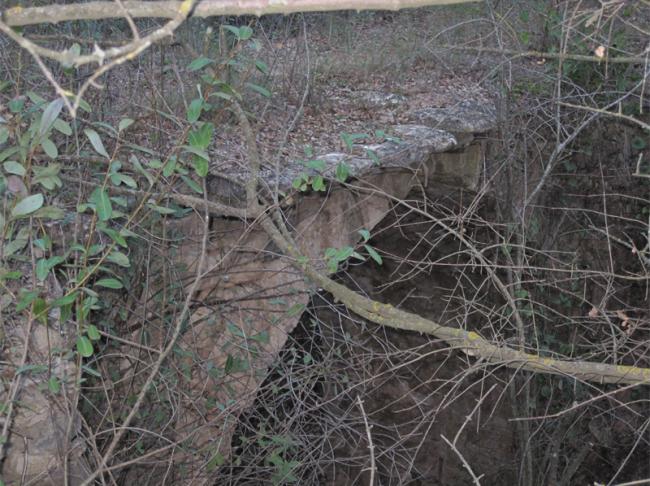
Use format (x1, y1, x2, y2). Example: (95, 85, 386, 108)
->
(357, 396, 376, 486)
(2, 0, 481, 27)
(435, 44, 650, 64)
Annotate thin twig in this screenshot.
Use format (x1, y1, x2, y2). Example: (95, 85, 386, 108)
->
(435, 43, 649, 64)
(356, 395, 376, 486)
(440, 435, 482, 485)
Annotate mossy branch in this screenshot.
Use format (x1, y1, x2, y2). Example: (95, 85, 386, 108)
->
(260, 214, 650, 385)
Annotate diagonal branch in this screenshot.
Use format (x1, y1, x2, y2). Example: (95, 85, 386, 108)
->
(258, 213, 650, 386)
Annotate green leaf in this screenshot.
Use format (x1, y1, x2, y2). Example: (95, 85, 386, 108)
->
(119, 228, 138, 239)
(188, 57, 213, 72)
(335, 162, 350, 183)
(222, 25, 240, 38)
(286, 303, 305, 317)
(246, 82, 271, 98)
(341, 132, 368, 151)
(109, 173, 137, 188)
(358, 229, 370, 242)
(81, 288, 99, 300)
(76, 335, 94, 357)
(95, 278, 123, 289)
(341, 133, 353, 151)
(81, 364, 101, 377)
(36, 259, 49, 281)
(113, 204, 131, 216)
(84, 128, 109, 159)
(40, 138, 58, 158)
(4, 227, 30, 257)
(27, 91, 47, 106)
(87, 324, 101, 341)
(210, 91, 233, 102)
(187, 98, 203, 123)
(255, 60, 269, 74)
(53, 119, 72, 136)
(130, 155, 154, 187)
(206, 452, 225, 472)
(181, 175, 203, 194)
(33, 163, 62, 190)
(124, 142, 154, 155)
(0, 126, 8, 145)
(311, 175, 326, 191)
(48, 376, 61, 394)
(39, 98, 64, 137)
(90, 187, 112, 221)
(97, 224, 127, 247)
(163, 157, 177, 177)
(34, 175, 62, 190)
(52, 292, 78, 307)
(118, 118, 134, 132)
(147, 203, 177, 215)
(335, 246, 354, 261)
(94, 122, 117, 136)
(183, 145, 209, 161)
(226, 321, 246, 338)
(192, 155, 209, 178)
(305, 159, 326, 171)
(76, 97, 92, 113)
(107, 251, 130, 267)
(9, 97, 24, 113)
(33, 298, 48, 324)
(223, 24, 253, 41)
(292, 175, 306, 190)
(11, 193, 44, 218)
(514, 289, 529, 299)
(188, 122, 214, 150)
(365, 148, 380, 165)
(250, 330, 269, 344)
(33, 205, 65, 219)
(16, 290, 38, 312)
(364, 245, 383, 265)
(238, 26, 253, 40)
(4, 161, 25, 176)
(45, 255, 65, 280)
(0, 146, 19, 163)
(0, 270, 22, 281)
(16, 364, 48, 375)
